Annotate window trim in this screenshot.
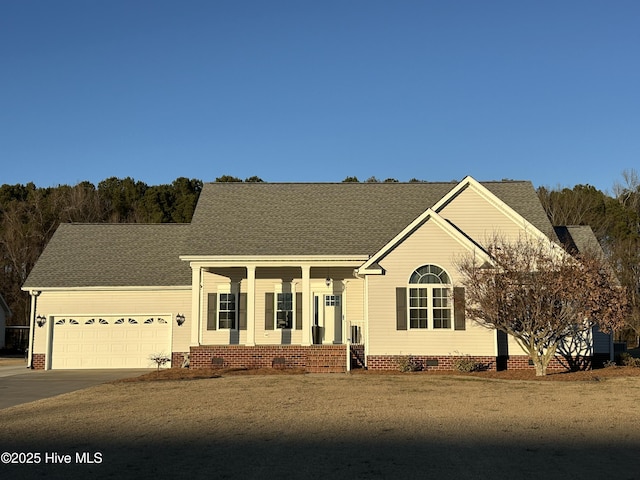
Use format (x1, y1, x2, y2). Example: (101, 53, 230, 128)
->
(408, 264, 453, 330)
(276, 292, 294, 329)
(217, 286, 238, 330)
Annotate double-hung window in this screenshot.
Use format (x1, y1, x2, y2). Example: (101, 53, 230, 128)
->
(218, 293, 237, 329)
(408, 265, 452, 329)
(276, 293, 293, 329)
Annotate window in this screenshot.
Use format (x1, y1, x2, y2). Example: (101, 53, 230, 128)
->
(325, 295, 340, 307)
(219, 293, 237, 329)
(408, 265, 452, 329)
(276, 293, 293, 329)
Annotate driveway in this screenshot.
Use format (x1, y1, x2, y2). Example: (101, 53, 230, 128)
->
(0, 366, 150, 410)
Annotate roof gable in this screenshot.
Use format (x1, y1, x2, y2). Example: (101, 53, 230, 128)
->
(358, 208, 493, 274)
(433, 176, 556, 243)
(184, 179, 554, 258)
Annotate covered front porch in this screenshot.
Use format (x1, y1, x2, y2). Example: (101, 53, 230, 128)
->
(183, 258, 367, 371)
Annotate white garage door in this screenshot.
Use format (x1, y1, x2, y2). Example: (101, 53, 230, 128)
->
(51, 315, 171, 369)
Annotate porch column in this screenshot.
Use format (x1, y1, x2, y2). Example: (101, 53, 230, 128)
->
(246, 265, 256, 346)
(301, 265, 311, 346)
(190, 265, 202, 346)
(27, 291, 38, 369)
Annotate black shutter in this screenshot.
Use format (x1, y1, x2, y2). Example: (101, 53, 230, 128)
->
(265, 293, 274, 330)
(295, 292, 303, 330)
(207, 293, 217, 330)
(238, 293, 247, 330)
(396, 287, 407, 330)
(454, 287, 466, 331)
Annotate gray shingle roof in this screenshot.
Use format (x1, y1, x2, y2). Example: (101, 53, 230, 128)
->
(554, 225, 603, 256)
(184, 181, 555, 256)
(25, 180, 557, 289)
(23, 223, 192, 289)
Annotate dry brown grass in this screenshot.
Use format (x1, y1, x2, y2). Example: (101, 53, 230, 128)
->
(0, 357, 25, 367)
(123, 364, 640, 382)
(2, 366, 640, 479)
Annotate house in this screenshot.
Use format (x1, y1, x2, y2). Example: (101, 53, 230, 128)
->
(0, 293, 11, 349)
(22, 176, 612, 371)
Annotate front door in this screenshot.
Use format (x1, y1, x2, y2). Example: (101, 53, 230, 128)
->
(313, 293, 343, 344)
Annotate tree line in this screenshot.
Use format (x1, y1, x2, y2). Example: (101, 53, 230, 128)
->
(2, 172, 640, 347)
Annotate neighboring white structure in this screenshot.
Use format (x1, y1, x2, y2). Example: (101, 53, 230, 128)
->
(0, 294, 11, 349)
(22, 176, 611, 371)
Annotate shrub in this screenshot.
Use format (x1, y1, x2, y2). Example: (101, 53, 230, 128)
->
(452, 355, 484, 373)
(396, 355, 422, 372)
(149, 353, 171, 372)
(618, 352, 640, 368)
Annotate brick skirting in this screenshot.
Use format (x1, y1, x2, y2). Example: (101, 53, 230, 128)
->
(171, 352, 190, 368)
(367, 354, 593, 372)
(190, 345, 348, 373)
(505, 355, 594, 371)
(31, 353, 45, 370)
(367, 355, 497, 371)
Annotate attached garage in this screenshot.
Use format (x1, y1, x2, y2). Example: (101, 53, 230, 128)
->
(22, 223, 192, 370)
(50, 315, 171, 369)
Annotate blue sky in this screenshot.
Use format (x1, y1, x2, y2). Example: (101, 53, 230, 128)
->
(1, 1, 638, 192)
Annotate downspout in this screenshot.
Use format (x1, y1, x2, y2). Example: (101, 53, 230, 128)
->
(27, 290, 41, 369)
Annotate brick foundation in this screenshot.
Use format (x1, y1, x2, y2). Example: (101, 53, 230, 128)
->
(367, 355, 497, 371)
(31, 353, 45, 370)
(367, 354, 594, 372)
(506, 355, 594, 371)
(190, 345, 348, 373)
(171, 352, 190, 368)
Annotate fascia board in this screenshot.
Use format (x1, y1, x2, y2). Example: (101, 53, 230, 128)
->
(20, 286, 191, 292)
(181, 255, 368, 267)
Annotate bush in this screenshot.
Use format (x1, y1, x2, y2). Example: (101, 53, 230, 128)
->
(396, 355, 422, 372)
(618, 352, 640, 368)
(452, 355, 484, 373)
(149, 353, 171, 372)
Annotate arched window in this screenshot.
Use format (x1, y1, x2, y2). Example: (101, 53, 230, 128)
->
(408, 265, 452, 329)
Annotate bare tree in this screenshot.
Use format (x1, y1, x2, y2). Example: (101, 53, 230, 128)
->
(537, 185, 605, 233)
(613, 168, 640, 211)
(457, 235, 628, 376)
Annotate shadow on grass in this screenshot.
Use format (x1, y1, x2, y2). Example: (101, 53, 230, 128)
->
(4, 434, 637, 480)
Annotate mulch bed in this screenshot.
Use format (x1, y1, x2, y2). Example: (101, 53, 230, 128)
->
(118, 365, 640, 382)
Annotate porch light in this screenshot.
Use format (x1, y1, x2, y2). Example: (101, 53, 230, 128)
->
(36, 315, 47, 328)
(325, 277, 331, 287)
(176, 313, 186, 326)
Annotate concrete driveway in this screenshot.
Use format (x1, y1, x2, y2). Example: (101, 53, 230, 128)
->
(0, 366, 150, 410)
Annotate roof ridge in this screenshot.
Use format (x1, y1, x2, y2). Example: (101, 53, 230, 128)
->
(202, 180, 530, 186)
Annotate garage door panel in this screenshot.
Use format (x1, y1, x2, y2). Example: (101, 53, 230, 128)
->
(51, 315, 171, 369)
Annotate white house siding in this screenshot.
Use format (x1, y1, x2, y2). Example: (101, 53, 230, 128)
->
(201, 268, 248, 345)
(438, 186, 536, 243)
(254, 271, 303, 345)
(32, 289, 191, 363)
(367, 219, 497, 357)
